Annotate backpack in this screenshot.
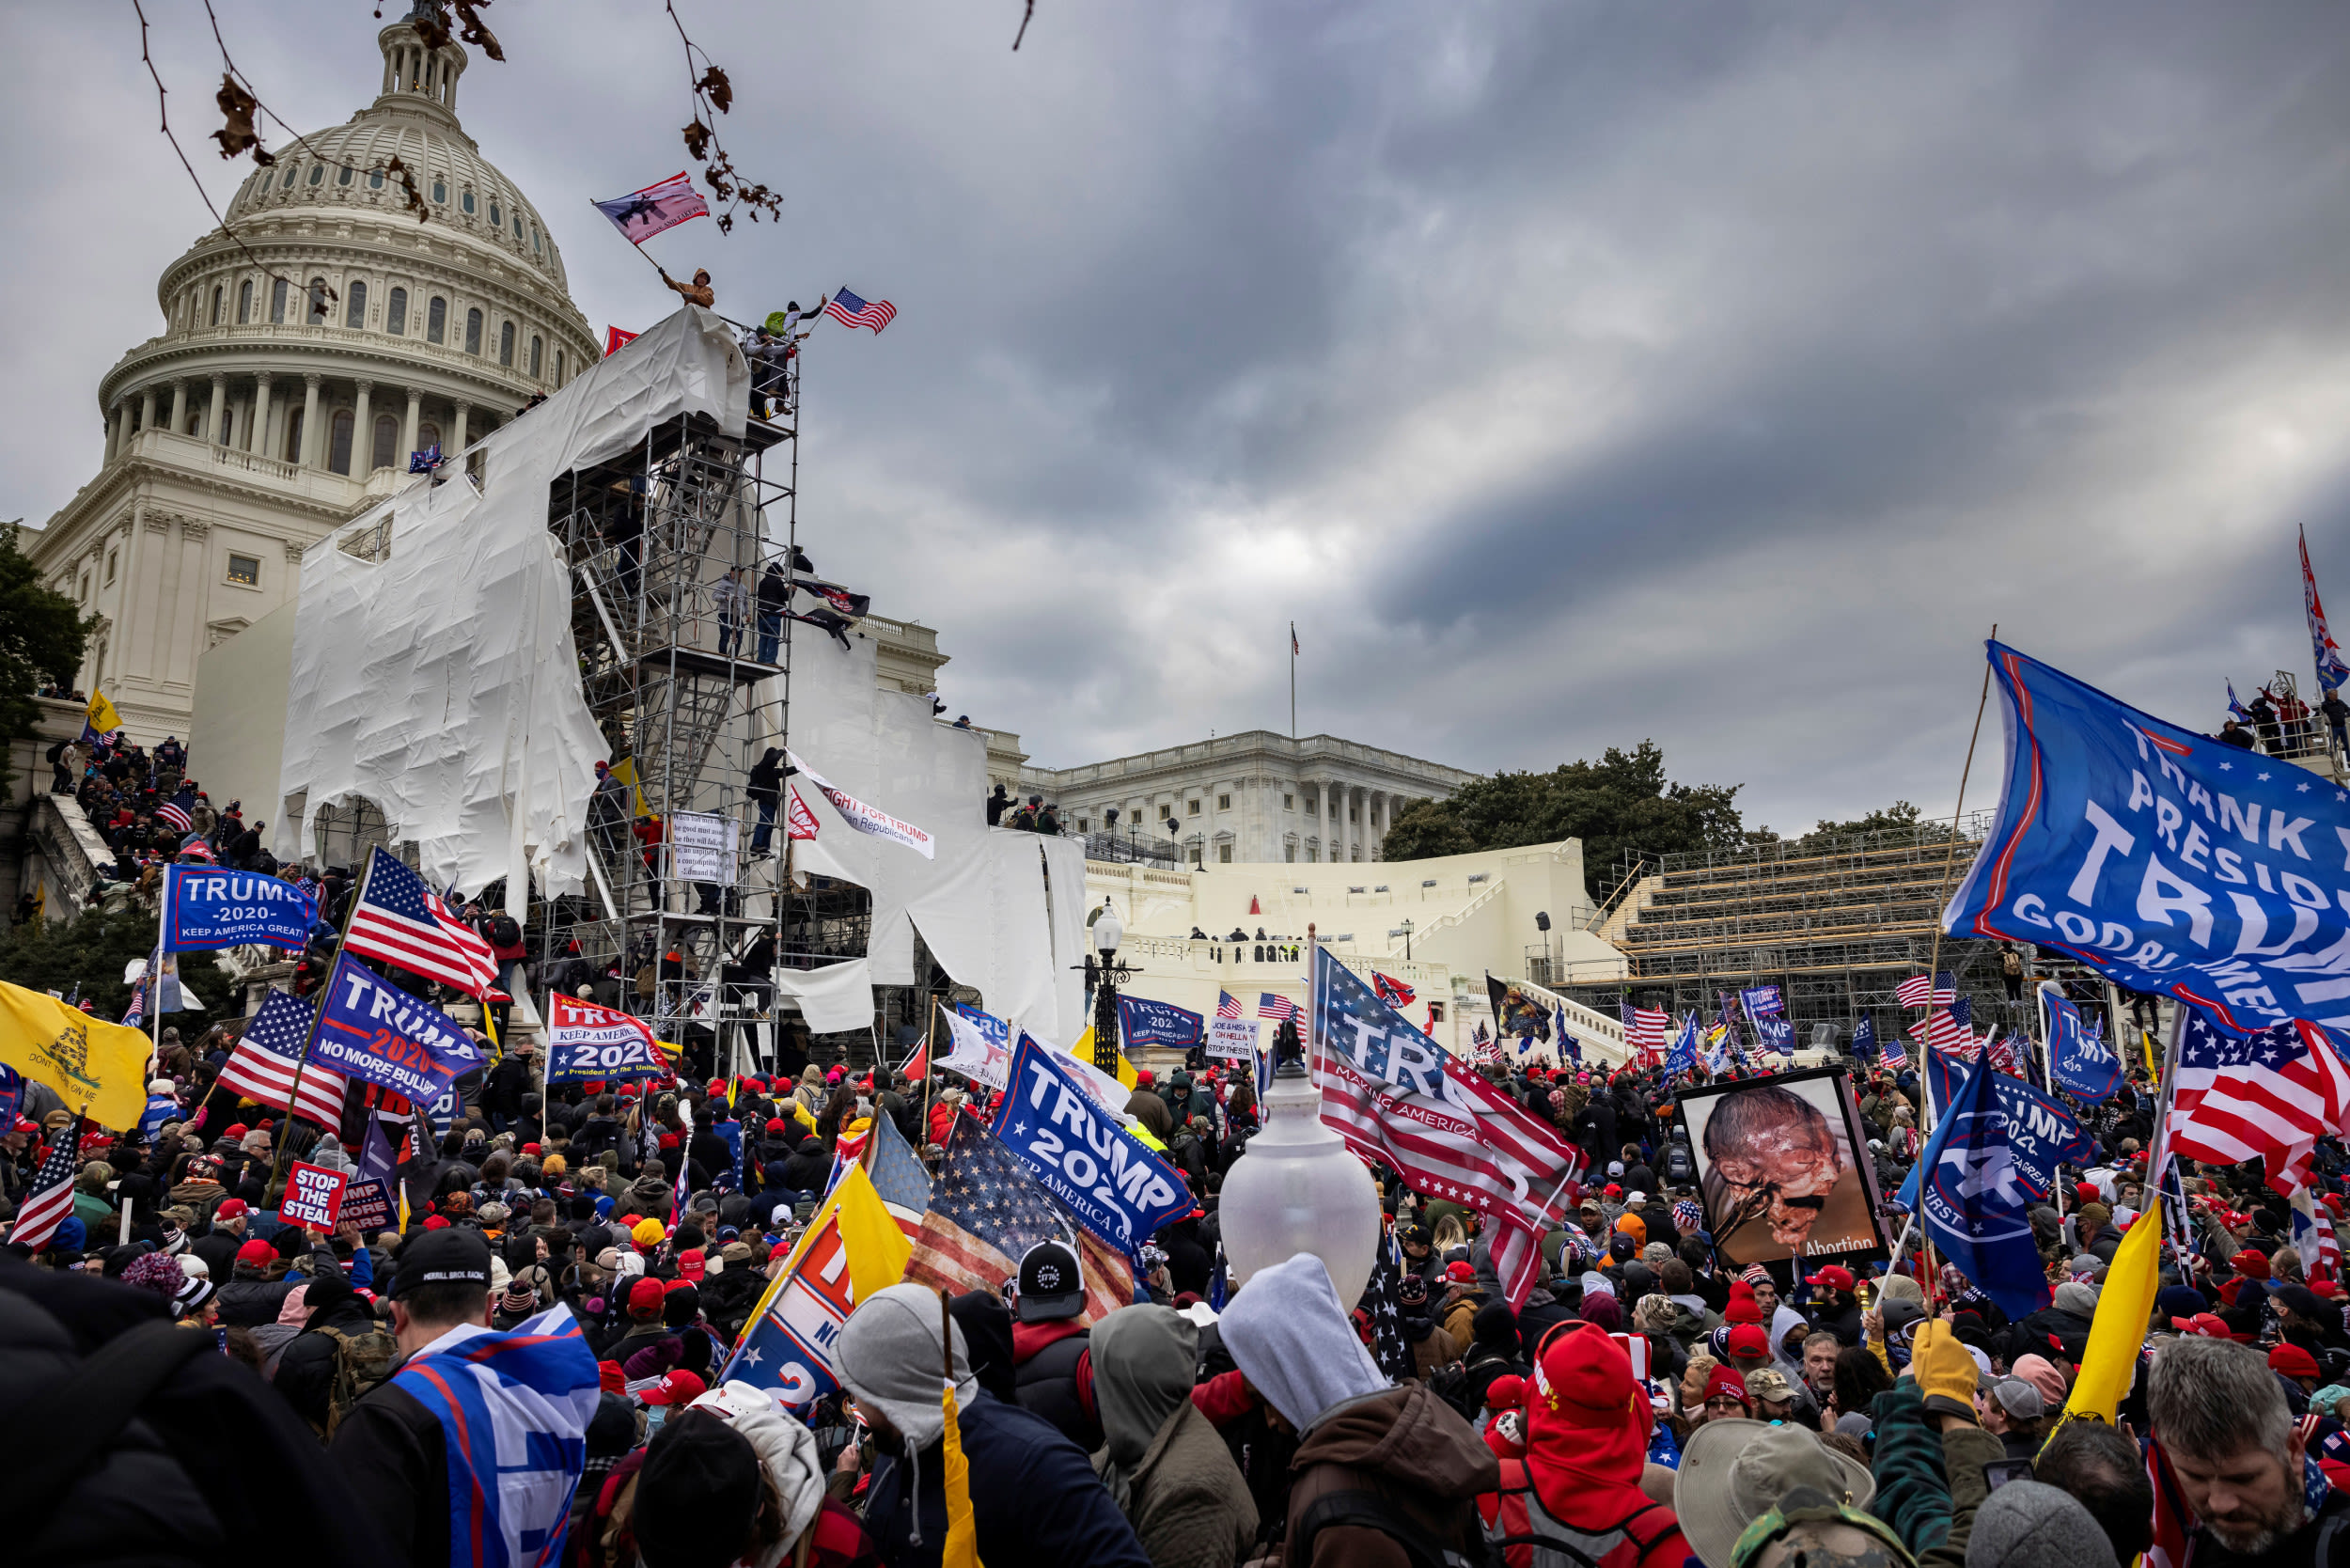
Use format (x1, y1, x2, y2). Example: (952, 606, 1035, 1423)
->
(1662, 1143, 1695, 1184)
(313, 1321, 400, 1437)
(1433, 1350, 1512, 1420)
(1479, 1460, 1678, 1568)
(1292, 1482, 1499, 1568)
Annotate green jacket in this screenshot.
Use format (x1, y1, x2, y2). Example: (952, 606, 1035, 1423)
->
(1867, 1383, 2006, 1568)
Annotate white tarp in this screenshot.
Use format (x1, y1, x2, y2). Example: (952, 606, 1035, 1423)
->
(770, 958, 880, 1034)
(274, 307, 748, 900)
(778, 635, 1087, 1043)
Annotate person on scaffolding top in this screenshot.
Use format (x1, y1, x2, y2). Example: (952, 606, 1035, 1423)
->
(662, 266, 714, 307)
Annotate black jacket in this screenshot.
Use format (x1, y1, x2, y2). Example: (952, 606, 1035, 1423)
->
(1013, 1324, 1099, 1450)
(330, 1373, 449, 1568)
(274, 1294, 385, 1433)
(756, 565, 790, 615)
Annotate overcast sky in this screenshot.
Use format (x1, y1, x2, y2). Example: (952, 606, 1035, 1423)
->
(10, 3, 2350, 833)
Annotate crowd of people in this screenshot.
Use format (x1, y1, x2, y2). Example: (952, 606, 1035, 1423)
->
(11, 997, 2350, 1568)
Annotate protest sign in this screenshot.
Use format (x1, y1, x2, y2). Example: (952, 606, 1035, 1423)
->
(340, 1176, 394, 1234)
(1680, 1068, 1887, 1267)
(992, 1033, 1192, 1253)
(667, 810, 739, 884)
(279, 1162, 349, 1231)
(1204, 1016, 1259, 1062)
(162, 866, 317, 952)
(544, 993, 670, 1083)
(313, 953, 484, 1105)
(1117, 995, 1202, 1053)
(785, 749, 933, 858)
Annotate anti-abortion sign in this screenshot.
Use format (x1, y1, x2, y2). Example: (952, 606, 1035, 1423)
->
(1205, 1017, 1259, 1062)
(1117, 996, 1202, 1053)
(163, 866, 317, 952)
(278, 1161, 349, 1231)
(785, 748, 933, 859)
(1919, 1046, 2097, 1200)
(2044, 990, 2124, 1103)
(1949, 641, 2350, 1035)
(313, 953, 484, 1105)
(993, 1032, 1194, 1253)
(340, 1177, 394, 1234)
(544, 993, 671, 1083)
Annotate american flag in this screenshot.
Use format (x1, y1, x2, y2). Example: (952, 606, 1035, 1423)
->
(1311, 1040, 1579, 1309)
(217, 990, 351, 1128)
(1359, 1230, 1410, 1379)
(1258, 993, 1298, 1023)
(1621, 1002, 1668, 1056)
(822, 287, 896, 334)
(1371, 971, 1417, 1009)
(1215, 990, 1244, 1020)
(121, 972, 145, 1027)
(1895, 971, 1957, 1008)
(2169, 1006, 2350, 1196)
(155, 787, 196, 833)
(901, 1114, 1131, 1324)
(177, 832, 216, 863)
(862, 1110, 933, 1240)
(8, 1111, 86, 1251)
(1877, 1018, 1907, 1068)
(1987, 1032, 2028, 1077)
(344, 846, 497, 997)
(1907, 996, 1973, 1053)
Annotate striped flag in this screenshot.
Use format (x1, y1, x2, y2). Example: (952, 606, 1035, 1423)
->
(1895, 971, 1956, 1008)
(216, 990, 350, 1128)
(8, 1111, 86, 1251)
(901, 1114, 1132, 1325)
(1906, 996, 1973, 1053)
(822, 287, 896, 334)
(155, 787, 196, 833)
(2169, 1006, 2350, 1196)
(1215, 991, 1244, 1020)
(344, 846, 498, 997)
(1371, 971, 1417, 1009)
(1258, 993, 1298, 1023)
(121, 973, 145, 1027)
(591, 171, 709, 243)
(1621, 1002, 1668, 1056)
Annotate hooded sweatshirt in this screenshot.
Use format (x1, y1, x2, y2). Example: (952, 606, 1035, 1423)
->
(1497, 1322, 1688, 1568)
(1090, 1305, 1259, 1568)
(1219, 1252, 1387, 1431)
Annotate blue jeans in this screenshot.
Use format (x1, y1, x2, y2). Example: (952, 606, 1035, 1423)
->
(717, 615, 742, 658)
(756, 611, 782, 665)
(752, 795, 777, 852)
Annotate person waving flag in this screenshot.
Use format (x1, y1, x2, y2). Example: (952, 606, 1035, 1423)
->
(8, 1111, 86, 1251)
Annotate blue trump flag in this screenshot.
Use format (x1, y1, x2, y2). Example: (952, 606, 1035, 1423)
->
(1664, 1014, 1700, 1075)
(1740, 983, 1785, 1018)
(314, 952, 485, 1105)
(162, 865, 317, 952)
(1902, 1056, 2053, 1320)
(1919, 1045, 2096, 1199)
(1851, 1014, 1877, 1060)
(2044, 988, 2124, 1102)
(992, 1032, 1193, 1254)
(1116, 995, 1203, 1053)
(1753, 1015, 1794, 1055)
(1947, 641, 2350, 1034)
(1552, 1005, 1581, 1064)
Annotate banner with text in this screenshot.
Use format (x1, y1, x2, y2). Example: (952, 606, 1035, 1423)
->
(992, 1032, 1193, 1254)
(163, 866, 317, 952)
(278, 1162, 349, 1231)
(314, 953, 485, 1105)
(544, 993, 671, 1083)
(785, 749, 934, 858)
(1117, 995, 1203, 1053)
(1205, 1016, 1260, 1062)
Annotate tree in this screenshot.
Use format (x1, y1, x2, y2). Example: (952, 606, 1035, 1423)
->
(1796, 800, 1955, 849)
(0, 521, 92, 793)
(1378, 741, 1747, 901)
(0, 904, 237, 1032)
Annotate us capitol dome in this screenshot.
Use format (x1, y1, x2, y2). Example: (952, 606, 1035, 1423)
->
(29, 8, 603, 737)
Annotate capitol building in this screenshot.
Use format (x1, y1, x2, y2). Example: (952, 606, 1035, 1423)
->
(28, 14, 600, 740)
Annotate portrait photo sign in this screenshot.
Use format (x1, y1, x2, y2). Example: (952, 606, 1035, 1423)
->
(1677, 1066, 1888, 1269)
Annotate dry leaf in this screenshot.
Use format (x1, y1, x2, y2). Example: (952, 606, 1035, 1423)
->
(212, 74, 267, 162)
(682, 119, 712, 161)
(411, 4, 453, 52)
(697, 65, 732, 114)
(451, 0, 504, 61)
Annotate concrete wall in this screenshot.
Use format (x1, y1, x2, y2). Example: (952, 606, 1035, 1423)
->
(190, 595, 297, 840)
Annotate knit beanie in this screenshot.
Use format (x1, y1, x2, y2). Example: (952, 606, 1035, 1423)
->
(1966, 1481, 2120, 1568)
(2052, 1280, 2100, 1318)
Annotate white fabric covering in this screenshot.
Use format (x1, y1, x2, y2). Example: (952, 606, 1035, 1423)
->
(274, 307, 747, 899)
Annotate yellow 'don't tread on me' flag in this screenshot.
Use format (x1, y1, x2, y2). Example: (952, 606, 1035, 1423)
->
(2060, 1207, 2162, 1426)
(85, 690, 122, 737)
(0, 980, 152, 1131)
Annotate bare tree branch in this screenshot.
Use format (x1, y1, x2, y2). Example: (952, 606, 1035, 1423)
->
(662, 1, 783, 234)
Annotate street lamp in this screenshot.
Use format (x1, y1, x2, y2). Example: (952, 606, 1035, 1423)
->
(1399, 917, 1415, 960)
(1219, 1016, 1381, 1308)
(1089, 900, 1130, 1076)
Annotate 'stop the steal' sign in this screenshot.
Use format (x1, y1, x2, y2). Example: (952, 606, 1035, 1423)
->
(314, 952, 485, 1105)
(991, 1032, 1193, 1253)
(1949, 642, 2350, 1035)
(278, 1161, 348, 1231)
(163, 865, 316, 952)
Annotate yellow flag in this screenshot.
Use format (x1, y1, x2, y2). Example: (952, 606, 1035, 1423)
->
(940, 1379, 984, 1568)
(2060, 1208, 2163, 1425)
(607, 757, 650, 818)
(1070, 1027, 1139, 1090)
(85, 690, 122, 737)
(0, 980, 152, 1131)
(741, 1164, 912, 1333)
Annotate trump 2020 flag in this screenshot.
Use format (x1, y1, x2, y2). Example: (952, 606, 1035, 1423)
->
(163, 865, 317, 952)
(313, 952, 485, 1105)
(591, 171, 709, 243)
(723, 1166, 912, 1410)
(1946, 640, 2350, 1035)
(2044, 988, 2124, 1102)
(1740, 983, 1784, 1018)
(1904, 1056, 2052, 1320)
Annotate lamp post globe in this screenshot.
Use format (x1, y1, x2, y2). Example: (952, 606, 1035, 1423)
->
(1216, 1021, 1381, 1309)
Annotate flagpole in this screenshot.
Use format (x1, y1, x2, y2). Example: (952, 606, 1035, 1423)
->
(2142, 1001, 2185, 1218)
(149, 872, 167, 1072)
(1916, 623, 1997, 1138)
(1290, 621, 1296, 740)
(270, 849, 376, 1192)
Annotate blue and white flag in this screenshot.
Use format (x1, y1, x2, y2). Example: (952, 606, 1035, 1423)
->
(387, 1303, 601, 1568)
(162, 865, 317, 952)
(1664, 1013, 1700, 1075)
(1918, 1046, 2095, 1199)
(991, 1032, 1193, 1254)
(138, 1085, 179, 1144)
(1851, 1014, 1877, 1060)
(2228, 681, 2254, 724)
(1753, 1015, 1794, 1057)
(2044, 988, 2124, 1102)
(1552, 1005, 1581, 1064)
(1740, 983, 1785, 1018)
(1116, 995, 1203, 1053)
(1948, 641, 2350, 1035)
(313, 952, 485, 1105)
(1902, 1057, 2054, 1320)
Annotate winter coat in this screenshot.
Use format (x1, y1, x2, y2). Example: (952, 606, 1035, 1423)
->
(274, 1294, 386, 1432)
(1091, 1397, 1258, 1568)
(1282, 1383, 1500, 1568)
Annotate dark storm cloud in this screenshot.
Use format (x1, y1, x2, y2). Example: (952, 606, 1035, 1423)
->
(11, 2, 2350, 829)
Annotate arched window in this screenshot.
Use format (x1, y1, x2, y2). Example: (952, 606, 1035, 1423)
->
(372, 414, 399, 472)
(431, 178, 446, 204)
(419, 421, 442, 453)
(498, 321, 514, 367)
(281, 164, 298, 189)
(386, 287, 407, 336)
(209, 286, 223, 325)
(237, 279, 253, 323)
(306, 277, 328, 324)
(427, 296, 446, 343)
(337, 165, 353, 186)
(461, 190, 476, 214)
(465, 307, 483, 355)
(307, 164, 324, 186)
(368, 167, 384, 190)
(531, 225, 541, 255)
(529, 335, 542, 378)
(218, 407, 235, 447)
(488, 199, 501, 227)
(513, 213, 525, 240)
(555, 350, 565, 384)
(345, 279, 368, 329)
(329, 409, 354, 475)
(270, 277, 288, 323)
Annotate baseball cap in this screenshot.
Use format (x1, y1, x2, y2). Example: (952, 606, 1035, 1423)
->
(234, 1238, 275, 1266)
(212, 1199, 249, 1220)
(1446, 1260, 1478, 1283)
(1016, 1239, 1085, 1323)
(390, 1226, 494, 1299)
(1988, 1378, 2044, 1419)
(2170, 1312, 2231, 1339)
(1726, 1324, 1770, 1359)
(1745, 1366, 1794, 1403)
(640, 1368, 709, 1406)
(1811, 1265, 1856, 1293)
(2270, 1342, 2323, 1380)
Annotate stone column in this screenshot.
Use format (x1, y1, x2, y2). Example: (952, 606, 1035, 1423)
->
(205, 374, 227, 445)
(250, 372, 274, 457)
(451, 400, 470, 455)
(168, 379, 189, 435)
(104, 402, 125, 463)
(402, 386, 421, 462)
(300, 373, 323, 468)
(137, 386, 157, 437)
(352, 380, 373, 471)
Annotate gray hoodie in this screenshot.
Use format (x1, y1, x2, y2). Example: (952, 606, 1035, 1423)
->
(1219, 1252, 1388, 1432)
